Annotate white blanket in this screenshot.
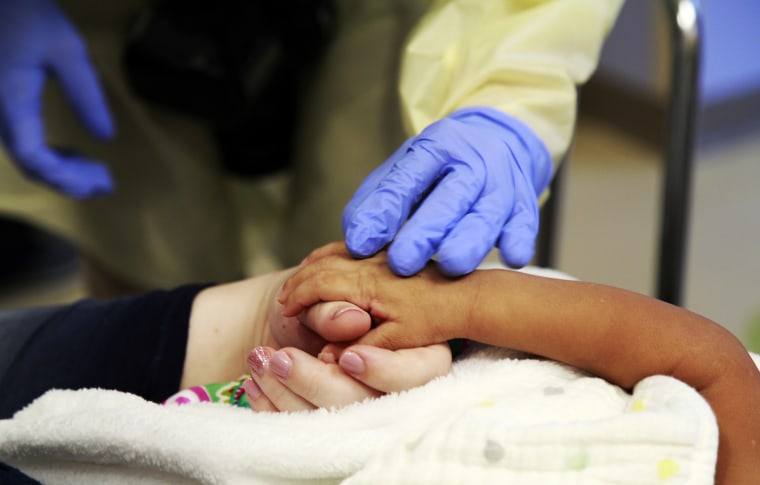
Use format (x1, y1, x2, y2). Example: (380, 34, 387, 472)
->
(1, 343, 742, 485)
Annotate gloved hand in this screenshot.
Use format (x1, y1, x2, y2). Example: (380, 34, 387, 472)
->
(342, 107, 553, 276)
(0, 0, 114, 198)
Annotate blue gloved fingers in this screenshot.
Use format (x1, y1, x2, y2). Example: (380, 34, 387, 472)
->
(433, 183, 514, 276)
(433, 213, 502, 276)
(342, 138, 414, 228)
(497, 176, 541, 268)
(0, 70, 113, 197)
(342, 139, 414, 257)
(20, 147, 114, 198)
(343, 143, 448, 259)
(386, 159, 487, 276)
(48, 40, 114, 140)
(0, 67, 45, 156)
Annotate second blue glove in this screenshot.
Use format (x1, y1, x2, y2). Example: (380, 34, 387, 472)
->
(0, 0, 115, 198)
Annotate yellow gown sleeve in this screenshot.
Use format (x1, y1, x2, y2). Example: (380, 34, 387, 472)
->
(399, 0, 624, 166)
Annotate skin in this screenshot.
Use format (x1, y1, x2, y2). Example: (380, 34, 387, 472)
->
(278, 242, 760, 485)
(180, 267, 451, 406)
(243, 344, 451, 412)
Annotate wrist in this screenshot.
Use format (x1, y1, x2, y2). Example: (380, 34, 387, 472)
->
(181, 268, 295, 388)
(459, 269, 533, 347)
(436, 269, 496, 343)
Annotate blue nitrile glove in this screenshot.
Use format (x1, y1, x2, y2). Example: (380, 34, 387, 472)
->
(0, 0, 114, 198)
(342, 107, 553, 276)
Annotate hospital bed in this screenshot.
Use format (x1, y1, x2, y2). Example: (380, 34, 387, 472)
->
(537, 0, 702, 308)
(1, 1, 734, 484)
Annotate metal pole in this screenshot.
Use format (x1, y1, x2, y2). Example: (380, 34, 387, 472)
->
(656, 0, 702, 305)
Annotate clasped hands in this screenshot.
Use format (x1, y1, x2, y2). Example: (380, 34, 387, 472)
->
(244, 242, 463, 413)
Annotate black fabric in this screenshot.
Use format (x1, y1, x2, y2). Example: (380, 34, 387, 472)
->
(0, 284, 209, 419)
(0, 462, 41, 484)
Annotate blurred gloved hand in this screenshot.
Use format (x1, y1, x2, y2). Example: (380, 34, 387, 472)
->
(342, 107, 553, 277)
(0, 0, 114, 198)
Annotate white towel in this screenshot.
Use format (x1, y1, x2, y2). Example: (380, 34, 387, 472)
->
(0, 343, 731, 485)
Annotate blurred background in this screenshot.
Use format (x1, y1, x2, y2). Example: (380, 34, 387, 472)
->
(1, 0, 758, 351)
(556, 0, 760, 352)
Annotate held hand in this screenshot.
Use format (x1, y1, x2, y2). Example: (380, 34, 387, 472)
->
(254, 291, 454, 412)
(0, 0, 114, 197)
(244, 343, 452, 412)
(279, 242, 472, 350)
(342, 107, 552, 276)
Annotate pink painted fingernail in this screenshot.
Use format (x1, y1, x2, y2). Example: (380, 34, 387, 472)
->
(332, 307, 364, 319)
(242, 377, 263, 400)
(247, 346, 270, 376)
(339, 351, 366, 374)
(269, 350, 292, 378)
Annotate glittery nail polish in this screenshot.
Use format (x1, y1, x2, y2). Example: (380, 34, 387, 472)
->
(247, 346, 270, 375)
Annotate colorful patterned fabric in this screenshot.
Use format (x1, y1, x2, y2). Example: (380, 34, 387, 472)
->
(163, 375, 251, 408)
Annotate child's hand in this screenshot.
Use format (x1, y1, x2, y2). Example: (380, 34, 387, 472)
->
(244, 343, 451, 412)
(278, 242, 475, 350)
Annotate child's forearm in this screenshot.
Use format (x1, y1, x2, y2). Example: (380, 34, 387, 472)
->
(466, 270, 725, 387)
(463, 270, 760, 484)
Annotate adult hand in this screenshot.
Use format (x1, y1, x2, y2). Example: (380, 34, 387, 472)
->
(343, 107, 552, 276)
(181, 269, 377, 390)
(244, 342, 452, 412)
(266, 284, 374, 357)
(0, 0, 114, 198)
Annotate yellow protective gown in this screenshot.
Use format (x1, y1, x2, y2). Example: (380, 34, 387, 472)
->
(0, 0, 622, 290)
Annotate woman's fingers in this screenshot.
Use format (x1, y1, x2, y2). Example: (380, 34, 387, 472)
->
(242, 377, 278, 413)
(244, 343, 453, 413)
(333, 343, 452, 392)
(246, 346, 316, 412)
(246, 345, 381, 412)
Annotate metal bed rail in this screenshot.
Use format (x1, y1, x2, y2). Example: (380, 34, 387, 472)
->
(656, 0, 702, 306)
(537, 0, 702, 307)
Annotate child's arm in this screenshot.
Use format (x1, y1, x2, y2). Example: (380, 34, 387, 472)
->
(279, 243, 760, 484)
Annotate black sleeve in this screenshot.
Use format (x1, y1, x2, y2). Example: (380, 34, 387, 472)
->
(0, 462, 40, 484)
(0, 284, 210, 419)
